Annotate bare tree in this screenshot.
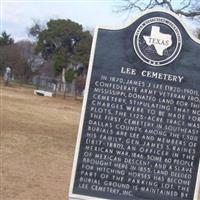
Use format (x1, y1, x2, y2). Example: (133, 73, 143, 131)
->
(16, 40, 35, 62)
(0, 41, 35, 83)
(116, 0, 200, 18)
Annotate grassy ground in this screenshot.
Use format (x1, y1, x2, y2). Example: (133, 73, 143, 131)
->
(0, 82, 200, 200)
(1, 82, 81, 200)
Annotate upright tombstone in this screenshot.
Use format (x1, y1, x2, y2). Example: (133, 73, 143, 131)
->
(69, 9, 200, 200)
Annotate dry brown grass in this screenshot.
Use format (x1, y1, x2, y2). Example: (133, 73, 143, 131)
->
(0, 82, 199, 200)
(1, 83, 81, 200)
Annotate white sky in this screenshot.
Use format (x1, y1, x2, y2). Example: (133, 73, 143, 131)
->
(1, 0, 199, 41)
(1, 0, 128, 41)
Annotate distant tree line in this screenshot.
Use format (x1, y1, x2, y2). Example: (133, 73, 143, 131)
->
(0, 18, 92, 94)
(0, 7, 200, 91)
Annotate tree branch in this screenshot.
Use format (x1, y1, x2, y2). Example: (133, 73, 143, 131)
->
(179, 0, 192, 11)
(176, 10, 200, 17)
(154, 0, 175, 12)
(116, 0, 200, 18)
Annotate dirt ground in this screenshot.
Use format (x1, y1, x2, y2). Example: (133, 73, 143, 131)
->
(1, 82, 200, 200)
(1, 83, 81, 200)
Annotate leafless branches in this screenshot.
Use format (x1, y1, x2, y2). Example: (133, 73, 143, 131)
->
(116, 0, 200, 18)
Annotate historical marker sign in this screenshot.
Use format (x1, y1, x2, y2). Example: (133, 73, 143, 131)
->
(69, 9, 200, 200)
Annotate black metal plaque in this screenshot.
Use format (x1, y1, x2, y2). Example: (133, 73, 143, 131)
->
(69, 9, 200, 200)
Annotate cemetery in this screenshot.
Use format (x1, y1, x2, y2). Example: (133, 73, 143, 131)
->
(1, 1, 200, 200)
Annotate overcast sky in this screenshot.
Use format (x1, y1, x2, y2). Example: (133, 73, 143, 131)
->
(1, 0, 199, 41)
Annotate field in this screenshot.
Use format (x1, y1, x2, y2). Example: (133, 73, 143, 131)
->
(1, 82, 200, 200)
(1, 83, 81, 200)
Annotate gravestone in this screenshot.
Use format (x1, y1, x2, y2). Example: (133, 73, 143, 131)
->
(69, 9, 200, 200)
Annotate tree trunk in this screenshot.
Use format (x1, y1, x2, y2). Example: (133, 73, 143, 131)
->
(62, 67, 66, 98)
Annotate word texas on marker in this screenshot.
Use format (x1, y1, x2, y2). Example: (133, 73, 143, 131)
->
(69, 9, 200, 200)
